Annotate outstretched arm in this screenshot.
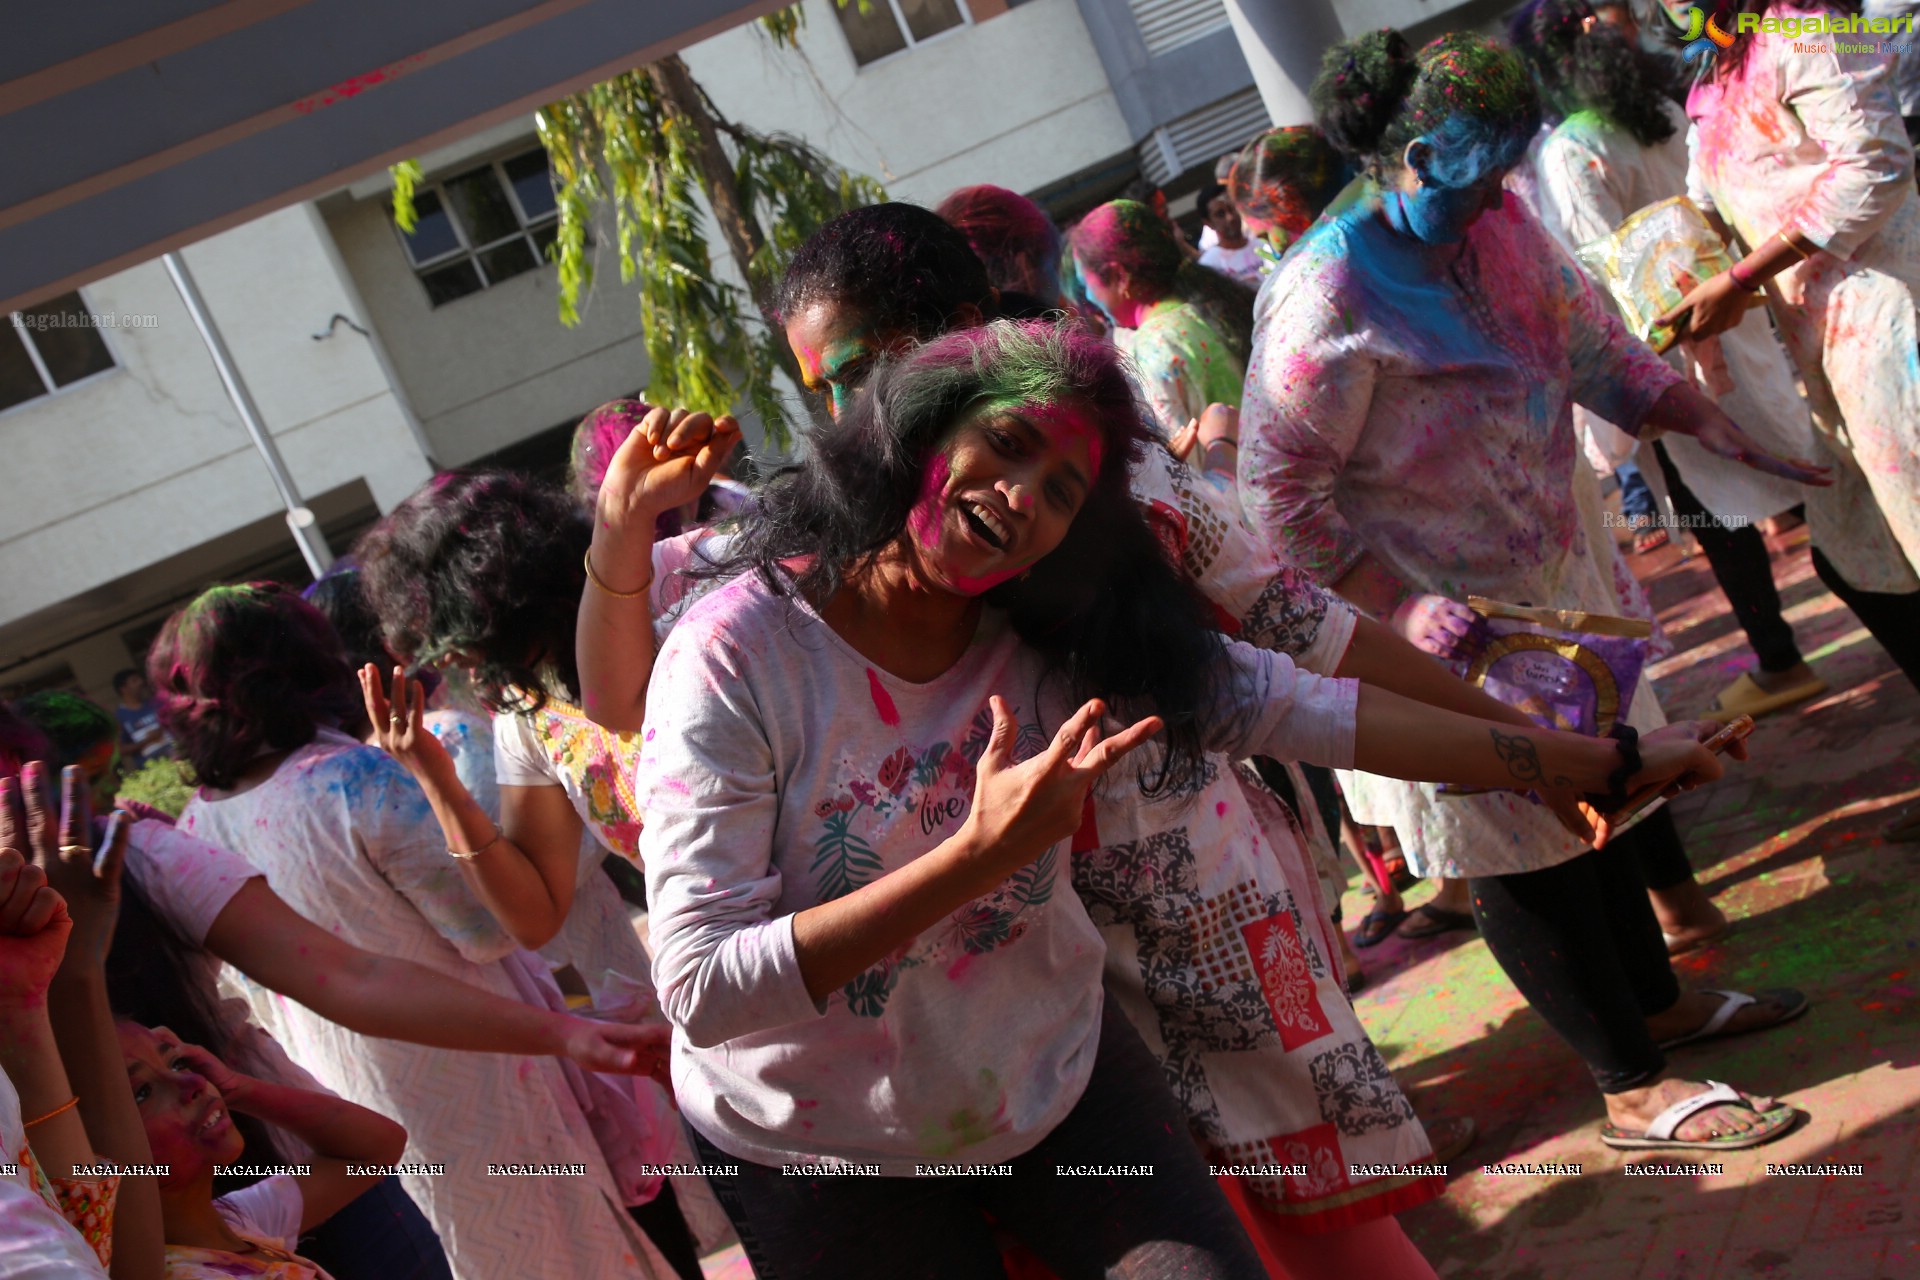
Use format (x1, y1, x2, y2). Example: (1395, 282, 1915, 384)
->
(1351, 683, 1728, 800)
(200, 878, 666, 1082)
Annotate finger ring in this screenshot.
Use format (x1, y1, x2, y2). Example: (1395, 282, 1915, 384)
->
(58, 844, 91, 859)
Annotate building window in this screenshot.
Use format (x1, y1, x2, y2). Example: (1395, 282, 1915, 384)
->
(392, 148, 560, 307)
(0, 293, 116, 413)
(835, 0, 969, 66)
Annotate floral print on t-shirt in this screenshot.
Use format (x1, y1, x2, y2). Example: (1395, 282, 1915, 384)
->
(527, 700, 645, 859)
(814, 702, 1058, 1018)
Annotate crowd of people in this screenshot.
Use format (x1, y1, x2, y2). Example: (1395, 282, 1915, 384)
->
(4, 1, 1917, 1276)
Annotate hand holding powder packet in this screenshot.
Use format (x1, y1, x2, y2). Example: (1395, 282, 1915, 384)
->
(1576, 196, 1735, 354)
(1438, 597, 1653, 795)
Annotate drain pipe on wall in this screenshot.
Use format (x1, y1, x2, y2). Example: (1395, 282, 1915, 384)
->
(164, 249, 335, 579)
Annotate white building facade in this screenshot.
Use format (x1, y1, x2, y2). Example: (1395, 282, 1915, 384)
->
(0, 0, 1492, 702)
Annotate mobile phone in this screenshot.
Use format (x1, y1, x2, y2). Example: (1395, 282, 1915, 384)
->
(1605, 715, 1755, 825)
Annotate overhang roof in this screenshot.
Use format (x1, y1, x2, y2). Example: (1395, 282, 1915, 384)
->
(0, 0, 781, 313)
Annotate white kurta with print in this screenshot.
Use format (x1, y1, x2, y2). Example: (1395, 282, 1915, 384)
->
(1240, 192, 1680, 879)
(1687, 15, 1920, 590)
(180, 734, 671, 1280)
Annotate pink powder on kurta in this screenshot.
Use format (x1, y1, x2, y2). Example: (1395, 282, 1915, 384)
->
(866, 668, 902, 727)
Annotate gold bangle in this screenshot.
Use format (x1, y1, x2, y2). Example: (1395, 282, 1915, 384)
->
(448, 825, 505, 861)
(583, 548, 653, 600)
(1775, 229, 1813, 260)
(24, 1096, 79, 1128)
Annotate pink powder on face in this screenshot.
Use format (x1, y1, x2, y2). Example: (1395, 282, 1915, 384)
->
(1025, 401, 1106, 478)
(866, 668, 901, 727)
(907, 453, 952, 554)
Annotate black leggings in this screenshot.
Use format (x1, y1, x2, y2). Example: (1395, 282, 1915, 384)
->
(1811, 546, 1920, 693)
(1619, 804, 1694, 893)
(1469, 839, 1682, 1094)
(1656, 442, 1920, 692)
(685, 1007, 1264, 1280)
(1652, 443, 1803, 673)
(628, 1181, 706, 1280)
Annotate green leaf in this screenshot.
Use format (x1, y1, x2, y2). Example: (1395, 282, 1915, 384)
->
(526, 53, 884, 450)
(388, 158, 424, 233)
(811, 809, 884, 901)
(1008, 848, 1057, 909)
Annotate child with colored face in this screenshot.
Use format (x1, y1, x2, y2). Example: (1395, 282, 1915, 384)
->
(118, 1020, 405, 1280)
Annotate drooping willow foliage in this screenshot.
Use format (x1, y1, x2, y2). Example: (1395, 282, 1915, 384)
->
(392, 7, 884, 448)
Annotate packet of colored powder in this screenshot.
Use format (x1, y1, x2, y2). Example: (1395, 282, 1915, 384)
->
(1438, 597, 1652, 796)
(1576, 195, 1734, 354)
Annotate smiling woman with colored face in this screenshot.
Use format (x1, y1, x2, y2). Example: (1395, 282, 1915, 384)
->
(576, 317, 1742, 1277)
(116, 1019, 411, 1280)
(904, 399, 1100, 595)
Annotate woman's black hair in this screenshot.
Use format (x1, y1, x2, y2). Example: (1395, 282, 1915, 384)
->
(1067, 200, 1258, 363)
(149, 584, 359, 792)
(301, 562, 390, 738)
(303, 562, 388, 676)
(1311, 28, 1541, 186)
(1509, 0, 1678, 145)
(354, 471, 592, 713)
(108, 873, 289, 1187)
(707, 319, 1226, 797)
(775, 202, 997, 340)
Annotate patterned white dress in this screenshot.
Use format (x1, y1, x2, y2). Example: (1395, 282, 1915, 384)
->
(1536, 99, 1916, 591)
(180, 732, 673, 1280)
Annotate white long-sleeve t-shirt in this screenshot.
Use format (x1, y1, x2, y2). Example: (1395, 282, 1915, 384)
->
(637, 573, 1357, 1173)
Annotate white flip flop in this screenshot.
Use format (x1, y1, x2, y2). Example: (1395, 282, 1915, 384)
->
(1657, 988, 1809, 1051)
(1601, 1080, 1797, 1151)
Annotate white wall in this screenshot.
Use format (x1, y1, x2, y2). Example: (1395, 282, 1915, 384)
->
(0, 203, 431, 676)
(684, 0, 1134, 204)
(323, 168, 657, 468)
(1335, 0, 1484, 35)
(2, 0, 1136, 689)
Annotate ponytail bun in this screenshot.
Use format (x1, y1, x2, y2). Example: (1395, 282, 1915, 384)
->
(1311, 28, 1419, 164)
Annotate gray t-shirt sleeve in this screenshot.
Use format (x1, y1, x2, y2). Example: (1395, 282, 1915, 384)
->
(638, 624, 826, 1050)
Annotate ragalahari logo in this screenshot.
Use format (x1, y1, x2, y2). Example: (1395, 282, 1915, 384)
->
(1679, 6, 1738, 63)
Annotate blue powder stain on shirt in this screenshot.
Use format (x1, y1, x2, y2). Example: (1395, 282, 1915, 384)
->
(314, 743, 435, 822)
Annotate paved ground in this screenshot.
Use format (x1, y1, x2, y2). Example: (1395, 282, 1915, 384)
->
(699, 521, 1920, 1279)
(1378, 524, 1920, 1279)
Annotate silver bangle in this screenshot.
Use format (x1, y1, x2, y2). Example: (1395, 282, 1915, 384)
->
(448, 825, 504, 861)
